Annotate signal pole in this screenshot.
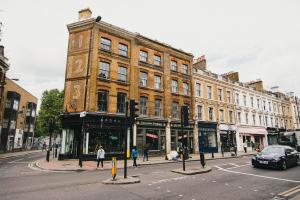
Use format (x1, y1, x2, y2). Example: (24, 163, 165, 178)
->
(124, 101, 128, 179)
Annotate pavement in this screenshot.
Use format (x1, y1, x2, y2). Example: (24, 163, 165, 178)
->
(0, 149, 41, 159)
(32, 151, 256, 172)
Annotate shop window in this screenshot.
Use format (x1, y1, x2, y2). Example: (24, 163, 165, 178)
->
(31, 109, 36, 117)
(2, 119, 9, 128)
(10, 120, 16, 129)
(146, 130, 159, 150)
(98, 90, 108, 112)
(13, 100, 19, 111)
(5, 99, 12, 109)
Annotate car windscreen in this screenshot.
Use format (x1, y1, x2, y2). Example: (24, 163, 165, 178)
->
(260, 147, 285, 155)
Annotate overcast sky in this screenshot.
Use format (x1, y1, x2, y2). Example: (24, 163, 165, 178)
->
(1, 0, 300, 108)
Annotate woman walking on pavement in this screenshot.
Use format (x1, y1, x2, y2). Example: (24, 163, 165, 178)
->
(97, 146, 105, 169)
(132, 146, 138, 167)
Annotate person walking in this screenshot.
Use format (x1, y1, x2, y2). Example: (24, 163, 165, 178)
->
(143, 146, 149, 162)
(42, 142, 46, 152)
(97, 146, 105, 169)
(243, 142, 247, 153)
(132, 146, 138, 167)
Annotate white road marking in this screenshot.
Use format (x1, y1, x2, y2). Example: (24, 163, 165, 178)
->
(9, 157, 25, 163)
(8, 161, 30, 164)
(225, 183, 229, 186)
(157, 186, 161, 189)
(238, 186, 243, 189)
(270, 193, 275, 195)
(178, 194, 183, 197)
(167, 190, 170, 193)
(212, 180, 216, 183)
(229, 163, 240, 167)
(148, 184, 152, 186)
(253, 189, 258, 192)
(226, 164, 251, 170)
(218, 167, 300, 183)
(151, 176, 187, 185)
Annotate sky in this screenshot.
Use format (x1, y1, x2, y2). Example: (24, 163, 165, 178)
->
(1, 0, 300, 109)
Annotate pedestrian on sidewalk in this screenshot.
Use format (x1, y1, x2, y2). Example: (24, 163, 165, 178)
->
(97, 146, 105, 169)
(251, 141, 255, 151)
(132, 146, 138, 167)
(42, 142, 46, 152)
(143, 146, 149, 162)
(243, 142, 247, 153)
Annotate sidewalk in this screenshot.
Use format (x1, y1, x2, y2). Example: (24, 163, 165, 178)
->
(33, 151, 255, 172)
(0, 149, 41, 159)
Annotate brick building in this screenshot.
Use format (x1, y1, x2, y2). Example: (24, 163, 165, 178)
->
(0, 78, 37, 152)
(60, 9, 194, 160)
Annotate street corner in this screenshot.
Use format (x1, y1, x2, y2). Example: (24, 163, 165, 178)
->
(28, 158, 85, 172)
(171, 166, 212, 175)
(102, 176, 141, 185)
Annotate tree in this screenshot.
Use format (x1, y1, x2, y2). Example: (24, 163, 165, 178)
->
(35, 89, 64, 137)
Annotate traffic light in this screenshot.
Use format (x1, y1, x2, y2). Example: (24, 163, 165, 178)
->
(129, 100, 139, 125)
(181, 106, 189, 127)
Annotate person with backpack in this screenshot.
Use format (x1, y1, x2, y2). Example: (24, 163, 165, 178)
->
(97, 146, 105, 169)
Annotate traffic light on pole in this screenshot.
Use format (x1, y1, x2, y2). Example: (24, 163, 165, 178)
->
(129, 100, 139, 125)
(181, 106, 189, 127)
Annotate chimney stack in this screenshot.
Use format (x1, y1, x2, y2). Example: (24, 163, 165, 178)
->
(193, 55, 207, 70)
(78, 8, 92, 21)
(222, 71, 239, 82)
(247, 79, 264, 92)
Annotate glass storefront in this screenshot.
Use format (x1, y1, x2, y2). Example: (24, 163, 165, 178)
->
(137, 127, 165, 155)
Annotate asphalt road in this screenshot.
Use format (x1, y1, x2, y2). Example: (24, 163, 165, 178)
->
(0, 152, 299, 200)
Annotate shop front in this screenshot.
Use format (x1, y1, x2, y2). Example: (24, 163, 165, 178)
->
(136, 119, 167, 156)
(267, 127, 279, 145)
(219, 124, 236, 152)
(60, 112, 126, 160)
(170, 121, 194, 153)
(237, 126, 268, 152)
(198, 122, 218, 153)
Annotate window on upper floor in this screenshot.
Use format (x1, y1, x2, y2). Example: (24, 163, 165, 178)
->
(13, 100, 19, 111)
(263, 100, 266, 111)
(139, 72, 148, 87)
(197, 105, 203, 120)
(220, 109, 224, 122)
(172, 102, 179, 119)
(229, 111, 233, 123)
(245, 113, 249, 124)
(257, 99, 260, 109)
(140, 97, 148, 116)
(99, 61, 110, 79)
(118, 43, 128, 57)
(182, 64, 188, 74)
(139, 50, 148, 62)
(172, 80, 178, 93)
(243, 95, 247, 106)
(236, 94, 240, 105)
(207, 86, 212, 99)
(227, 91, 231, 103)
(268, 102, 272, 112)
(155, 99, 162, 117)
(250, 97, 254, 107)
(117, 93, 126, 113)
(237, 112, 241, 124)
(118, 66, 127, 82)
(171, 60, 177, 71)
(218, 89, 222, 101)
(271, 117, 273, 127)
(265, 116, 268, 126)
(259, 115, 262, 125)
(209, 107, 214, 121)
(183, 83, 189, 95)
(252, 114, 256, 125)
(196, 83, 201, 97)
(100, 37, 111, 51)
(154, 55, 161, 66)
(154, 75, 162, 90)
(98, 90, 108, 112)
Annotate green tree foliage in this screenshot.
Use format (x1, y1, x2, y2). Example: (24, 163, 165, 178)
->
(35, 89, 64, 137)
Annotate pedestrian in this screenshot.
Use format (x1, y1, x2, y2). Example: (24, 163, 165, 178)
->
(42, 142, 46, 152)
(143, 146, 149, 162)
(132, 146, 138, 167)
(251, 141, 255, 151)
(243, 142, 247, 153)
(97, 146, 105, 169)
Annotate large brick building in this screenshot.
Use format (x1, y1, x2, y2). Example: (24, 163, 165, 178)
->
(0, 79, 37, 152)
(60, 9, 194, 159)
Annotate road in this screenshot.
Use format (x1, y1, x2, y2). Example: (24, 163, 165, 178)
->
(0, 152, 299, 200)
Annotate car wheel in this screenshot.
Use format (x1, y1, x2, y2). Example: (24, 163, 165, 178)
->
(281, 160, 287, 170)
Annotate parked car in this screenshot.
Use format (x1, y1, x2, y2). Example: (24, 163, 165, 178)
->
(252, 145, 299, 170)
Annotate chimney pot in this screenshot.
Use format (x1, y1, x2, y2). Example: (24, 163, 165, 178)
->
(78, 8, 92, 21)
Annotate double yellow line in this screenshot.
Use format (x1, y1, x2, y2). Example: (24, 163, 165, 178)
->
(278, 185, 300, 198)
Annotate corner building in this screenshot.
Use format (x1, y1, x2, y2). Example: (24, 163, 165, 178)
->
(60, 9, 194, 160)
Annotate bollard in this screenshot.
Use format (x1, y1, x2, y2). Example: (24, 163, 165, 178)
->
(111, 157, 117, 181)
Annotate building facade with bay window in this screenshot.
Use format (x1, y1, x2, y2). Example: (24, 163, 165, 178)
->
(60, 9, 194, 160)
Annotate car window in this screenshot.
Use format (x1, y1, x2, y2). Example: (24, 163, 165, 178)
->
(261, 146, 285, 154)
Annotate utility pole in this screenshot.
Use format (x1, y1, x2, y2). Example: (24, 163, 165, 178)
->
(181, 106, 189, 171)
(46, 117, 55, 162)
(124, 101, 128, 179)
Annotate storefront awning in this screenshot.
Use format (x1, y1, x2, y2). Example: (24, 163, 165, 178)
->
(238, 127, 267, 135)
(219, 124, 236, 131)
(146, 133, 158, 139)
